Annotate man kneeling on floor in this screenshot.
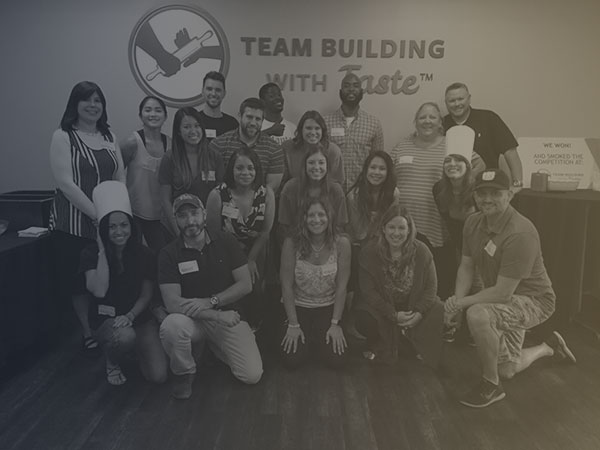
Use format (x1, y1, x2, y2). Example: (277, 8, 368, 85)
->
(445, 169, 576, 408)
(158, 193, 263, 399)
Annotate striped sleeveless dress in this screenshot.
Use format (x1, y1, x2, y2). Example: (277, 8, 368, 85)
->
(50, 130, 119, 239)
(390, 136, 448, 247)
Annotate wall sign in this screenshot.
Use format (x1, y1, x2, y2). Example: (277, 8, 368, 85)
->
(240, 37, 446, 95)
(518, 137, 597, 189)
(128, 4, 230, 107)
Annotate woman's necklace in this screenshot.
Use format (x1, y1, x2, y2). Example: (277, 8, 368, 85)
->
(310, 240, 326, 257)
(75, 128, 99, 137)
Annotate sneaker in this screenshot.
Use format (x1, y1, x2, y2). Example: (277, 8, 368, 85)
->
(546, 331, 577, 363)
(443, 326, 456, 343)
(459, 378, 506, 408)
(172, 373, 195, 400)
(362, 350, 376, 361)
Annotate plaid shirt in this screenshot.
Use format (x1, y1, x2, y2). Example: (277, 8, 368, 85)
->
(324, 108, 384, 192)
(208, 129, 284, 184)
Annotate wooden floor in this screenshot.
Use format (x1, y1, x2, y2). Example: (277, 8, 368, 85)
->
(1, 327, 599, 450)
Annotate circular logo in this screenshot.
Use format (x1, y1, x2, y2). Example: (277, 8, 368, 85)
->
(128, 4, 230, 108)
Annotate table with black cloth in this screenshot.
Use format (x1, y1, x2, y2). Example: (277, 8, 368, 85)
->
(0, 232, 60, 364)
(512, 189, 600, 337)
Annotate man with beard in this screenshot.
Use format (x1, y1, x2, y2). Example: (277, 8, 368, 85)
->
(324, 73, 384, 193)
(197, 71, 239, 142)
(443, 82, 523, 191)
(159, 193, 263, 399)
(209, 97, 284, 191)
(445, 169, 575, 408)
(258, 82, 296, 145)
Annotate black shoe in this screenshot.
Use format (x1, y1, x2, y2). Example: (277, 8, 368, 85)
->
(546, 331, 576, 363)
(460, 378, 506, 408)
(443, 326, 456, 343)
(172, 373, 195, 399)
(82, 336, 99, 352)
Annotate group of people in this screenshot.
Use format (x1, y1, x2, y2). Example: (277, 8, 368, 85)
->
(48, 71, 576, 408)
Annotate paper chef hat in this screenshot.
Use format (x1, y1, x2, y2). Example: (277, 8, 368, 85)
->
(92, 181, 132, 222)
(446, 125, 475, 162)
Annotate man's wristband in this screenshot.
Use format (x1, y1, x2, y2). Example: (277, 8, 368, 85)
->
(330, 319, 340, 326)
(287, 323, 300, 329)
(125, 312, 136, 322)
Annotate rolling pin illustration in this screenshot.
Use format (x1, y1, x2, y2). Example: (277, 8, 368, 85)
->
(146, 29, 214, 81)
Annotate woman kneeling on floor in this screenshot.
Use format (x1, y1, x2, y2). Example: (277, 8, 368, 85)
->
(355, 203, 444, 368)
(80, 181, 168, 385)
(279, 198, 351, 368)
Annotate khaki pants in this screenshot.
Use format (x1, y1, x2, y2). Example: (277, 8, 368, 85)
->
(159, 313, 263, 384)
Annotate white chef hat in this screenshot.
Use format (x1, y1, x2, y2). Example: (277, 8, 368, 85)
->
(92, 181, 132, 222)
(446, 125, 475, 162)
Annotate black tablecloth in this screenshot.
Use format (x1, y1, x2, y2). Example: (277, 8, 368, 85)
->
(513, 189, 600, 332)
(0, 232, 58, 361)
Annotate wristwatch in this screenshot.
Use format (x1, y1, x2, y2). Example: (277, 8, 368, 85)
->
(209, 295, 220, 308)
(330, 319, 340, 325)
(512, 179, 523, 188)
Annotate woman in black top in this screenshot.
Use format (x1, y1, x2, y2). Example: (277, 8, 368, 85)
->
(81, 182, 167, 385)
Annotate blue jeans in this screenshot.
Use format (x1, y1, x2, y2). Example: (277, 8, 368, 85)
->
(93, 318, 168, 383)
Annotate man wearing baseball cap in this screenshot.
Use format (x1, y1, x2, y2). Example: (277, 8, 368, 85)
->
(158, 193, 262, 399)
(445, 169, 575, 408)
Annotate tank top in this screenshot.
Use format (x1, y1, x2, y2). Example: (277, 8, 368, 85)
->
(293, 246, 338, 308)
(51, 130, 118, 239)
(126, 131, 166, 220)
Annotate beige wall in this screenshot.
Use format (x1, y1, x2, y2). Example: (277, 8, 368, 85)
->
(1, 0, 599, 192)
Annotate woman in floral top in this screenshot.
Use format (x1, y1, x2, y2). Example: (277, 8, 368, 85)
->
(206, 148, 275, 326)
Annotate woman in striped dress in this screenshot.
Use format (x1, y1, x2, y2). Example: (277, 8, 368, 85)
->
(390, 102, 481, 298)
(49, 81, 125, 350)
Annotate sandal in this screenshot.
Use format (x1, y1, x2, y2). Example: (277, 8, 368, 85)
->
(106, 364, 127, 386)
(83, 336, 99, 351)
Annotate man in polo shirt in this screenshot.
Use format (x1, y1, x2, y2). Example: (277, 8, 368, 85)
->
(158, 193, 263, 399)
(197, 71, 239, 142)
(443, 82, 524, 192)
(445, 169, 575, 408)
(258, 82, 296, 145)
(324, 73, 384, 193)
(209, 97, 284, 192)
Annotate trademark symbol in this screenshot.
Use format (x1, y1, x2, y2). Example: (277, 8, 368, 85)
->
(420, 73, 433, 82)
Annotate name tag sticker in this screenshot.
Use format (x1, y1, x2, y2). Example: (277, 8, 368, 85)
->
(222, 203, 240, 219)
(98, 304, 116, 317)
(331, 127, 345, 137)
(484, 240, 497, 257)
(202, 170, 216, 182)
(321, 263, 337, 276)
(398, 155, 414, 164)
(178, 260, 199, 274)
(206, 129, 217, 138)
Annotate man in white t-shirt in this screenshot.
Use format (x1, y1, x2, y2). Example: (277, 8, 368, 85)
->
(258, 82, 296, 145)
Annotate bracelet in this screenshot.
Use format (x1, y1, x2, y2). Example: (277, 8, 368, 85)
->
(330, 319, 340, 325)
(126, 312, 135, 322)
(287, 323, 300, 329)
